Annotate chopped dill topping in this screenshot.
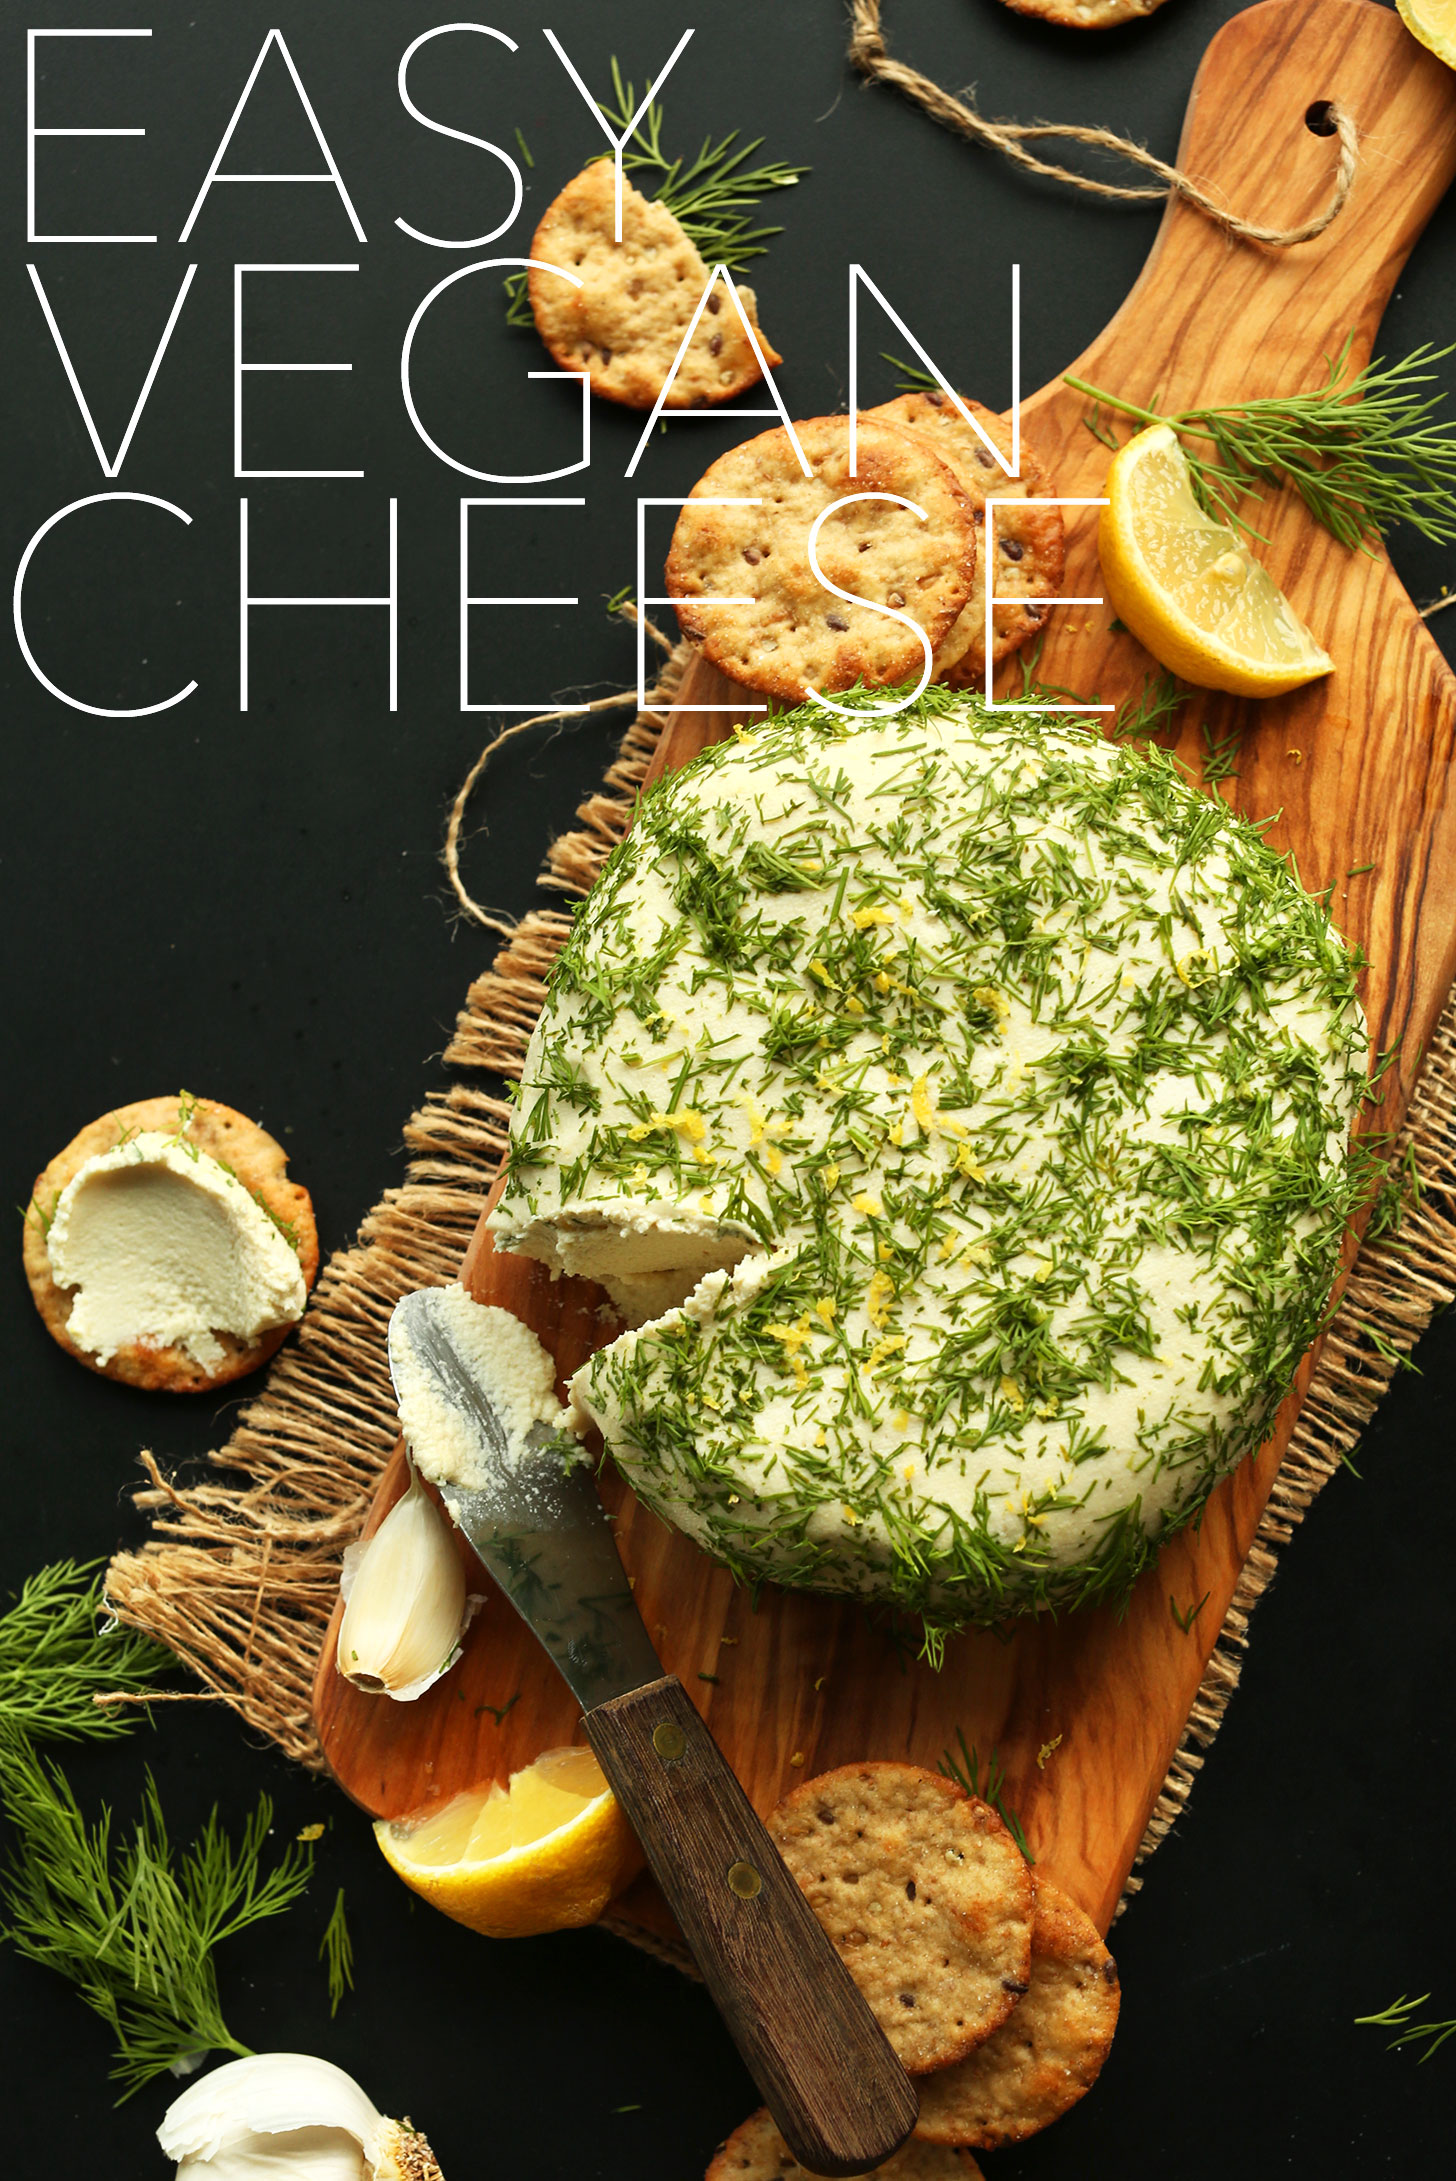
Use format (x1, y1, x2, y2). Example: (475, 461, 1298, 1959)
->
(1169, 1588, 1211, 1632)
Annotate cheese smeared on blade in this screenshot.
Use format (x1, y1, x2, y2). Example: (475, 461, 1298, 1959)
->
(388, 1283, 565, 1493)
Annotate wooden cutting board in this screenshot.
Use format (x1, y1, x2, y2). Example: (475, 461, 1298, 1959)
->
(314, 0, 1456, 1939)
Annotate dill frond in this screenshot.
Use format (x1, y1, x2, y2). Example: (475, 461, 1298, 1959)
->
(0, 1561, 169, 1743)
(939, 1727, 1034, 1862)
(1200, 721, 1242, 788)
(1355, 1992, 1456, 2062)
(594, 56, 808, 270)
(883, 350, 940, 395)
(1067, 342, 1456, 549)
(506, 59, 806, 330)
(319, 1886, 354, 2016)
(1111, 668, 1185, 745)
(0, 1739, 315, 2099)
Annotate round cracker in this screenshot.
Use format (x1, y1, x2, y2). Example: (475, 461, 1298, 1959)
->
(23, 1093, 319, 1393)
(999, 0, 1170, 25)
(667, 416, 976, 703)
(528, 162, 780, 410)
(706, 2105, 983, 2180)
(865, 393, 1065, 682)
(767, 1762, 1034, 2075)
(914, 1877, 1120, 2149)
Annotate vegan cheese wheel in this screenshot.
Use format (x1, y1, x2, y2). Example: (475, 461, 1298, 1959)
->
(491, 689, 1366, 1635)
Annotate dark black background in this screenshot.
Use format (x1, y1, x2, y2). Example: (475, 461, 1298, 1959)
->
(3, 0, 1454, 2170)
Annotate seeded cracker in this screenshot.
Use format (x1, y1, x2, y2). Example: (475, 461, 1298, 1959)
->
(527, 162, 780, 410)
(706, 2106, 983, 2180)
(915, 1877, 1120, 2147)
(866, 392, 1065, 682)
(23, 1094, 318, 1393)
(666, 415, 976, 701)
(767, 1763, 1034, 2073)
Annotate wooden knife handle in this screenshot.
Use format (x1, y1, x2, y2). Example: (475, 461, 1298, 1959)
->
(584, 1675, 918, 2177)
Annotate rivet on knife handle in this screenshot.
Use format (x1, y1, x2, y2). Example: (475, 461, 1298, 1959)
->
(584, 1674, 918, 2178)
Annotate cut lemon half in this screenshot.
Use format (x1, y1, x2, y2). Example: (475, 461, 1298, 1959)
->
(1397, 0, 1456, 71)
(374, 1746, 643, 1939)
(1099, 423, 1334, 697)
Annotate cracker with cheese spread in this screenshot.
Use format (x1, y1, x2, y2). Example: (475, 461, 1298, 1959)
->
(23, 1093, 318, 1392)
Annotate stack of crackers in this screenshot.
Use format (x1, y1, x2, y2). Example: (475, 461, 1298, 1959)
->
(707, 1762, 1119, 2179)
(667, 398, 1065, 705)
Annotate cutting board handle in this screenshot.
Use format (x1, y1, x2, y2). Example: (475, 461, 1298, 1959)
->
(585, 1675, 919, 2176)
(1065, 0, 1456, 407)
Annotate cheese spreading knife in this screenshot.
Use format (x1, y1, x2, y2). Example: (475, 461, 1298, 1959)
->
(388, 1286, 918, 2178)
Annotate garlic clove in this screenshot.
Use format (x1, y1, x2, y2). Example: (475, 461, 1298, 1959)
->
(160, 2055, 444, 2181)
(336, 1468, 469, 1701)
(177, 2126, 368, 2181)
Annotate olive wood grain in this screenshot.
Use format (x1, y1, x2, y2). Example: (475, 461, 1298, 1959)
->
(583, 1675, 918, 2176)
(315, 0, 1456, 1946)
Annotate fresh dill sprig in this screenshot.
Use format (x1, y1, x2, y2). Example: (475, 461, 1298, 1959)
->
(0, 1739, 315, 2100)
(595, 56, 808, 268)
(1169, 1589, 1210, 1633)
(506, 58, 807, 327)
(939, 1727, 1034, 1863)
(1111, 668, 1185, 745)
(883, 350, 940, 395)
(1201, 721, 1242, 788)
(1355, 1992, 1456, 2062)
(1082, 401, 1120, 452)
(1067, 341, 1456, 549)
(0, 1561, 169, 1743)
(319, 1886, 353, 2016)
(21, 1189, 59, 1235)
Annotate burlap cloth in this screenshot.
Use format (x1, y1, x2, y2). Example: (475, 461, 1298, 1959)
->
(105, 646, 1456, 1919)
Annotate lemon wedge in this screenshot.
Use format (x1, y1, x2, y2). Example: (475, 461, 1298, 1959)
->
(1099, 423, 1334, 697)
(374, 1746, 643, 1938)
(1397, 0, 1456, 70)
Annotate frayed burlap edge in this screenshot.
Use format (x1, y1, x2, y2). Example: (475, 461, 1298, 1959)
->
(106, 644, 1456, 1931)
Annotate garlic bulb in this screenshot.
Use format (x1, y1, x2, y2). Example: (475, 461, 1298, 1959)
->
(336, 1466, 469, 1700)
(158, 2054, 444, 2179)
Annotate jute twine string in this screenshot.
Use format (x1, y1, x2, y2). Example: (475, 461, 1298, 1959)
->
(444, 605, 674, 936)
(848, 0, 1359, 249)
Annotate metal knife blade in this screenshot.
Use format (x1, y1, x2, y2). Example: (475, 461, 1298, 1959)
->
(387, 1287, 662, 1713)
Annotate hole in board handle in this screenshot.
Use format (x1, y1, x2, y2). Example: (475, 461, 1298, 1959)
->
(1305, 100, 1338, 138)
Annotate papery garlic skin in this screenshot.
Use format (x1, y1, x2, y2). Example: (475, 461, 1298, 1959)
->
(160, 2055, 444, 2181)
(336, 1468, 468, 1700)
